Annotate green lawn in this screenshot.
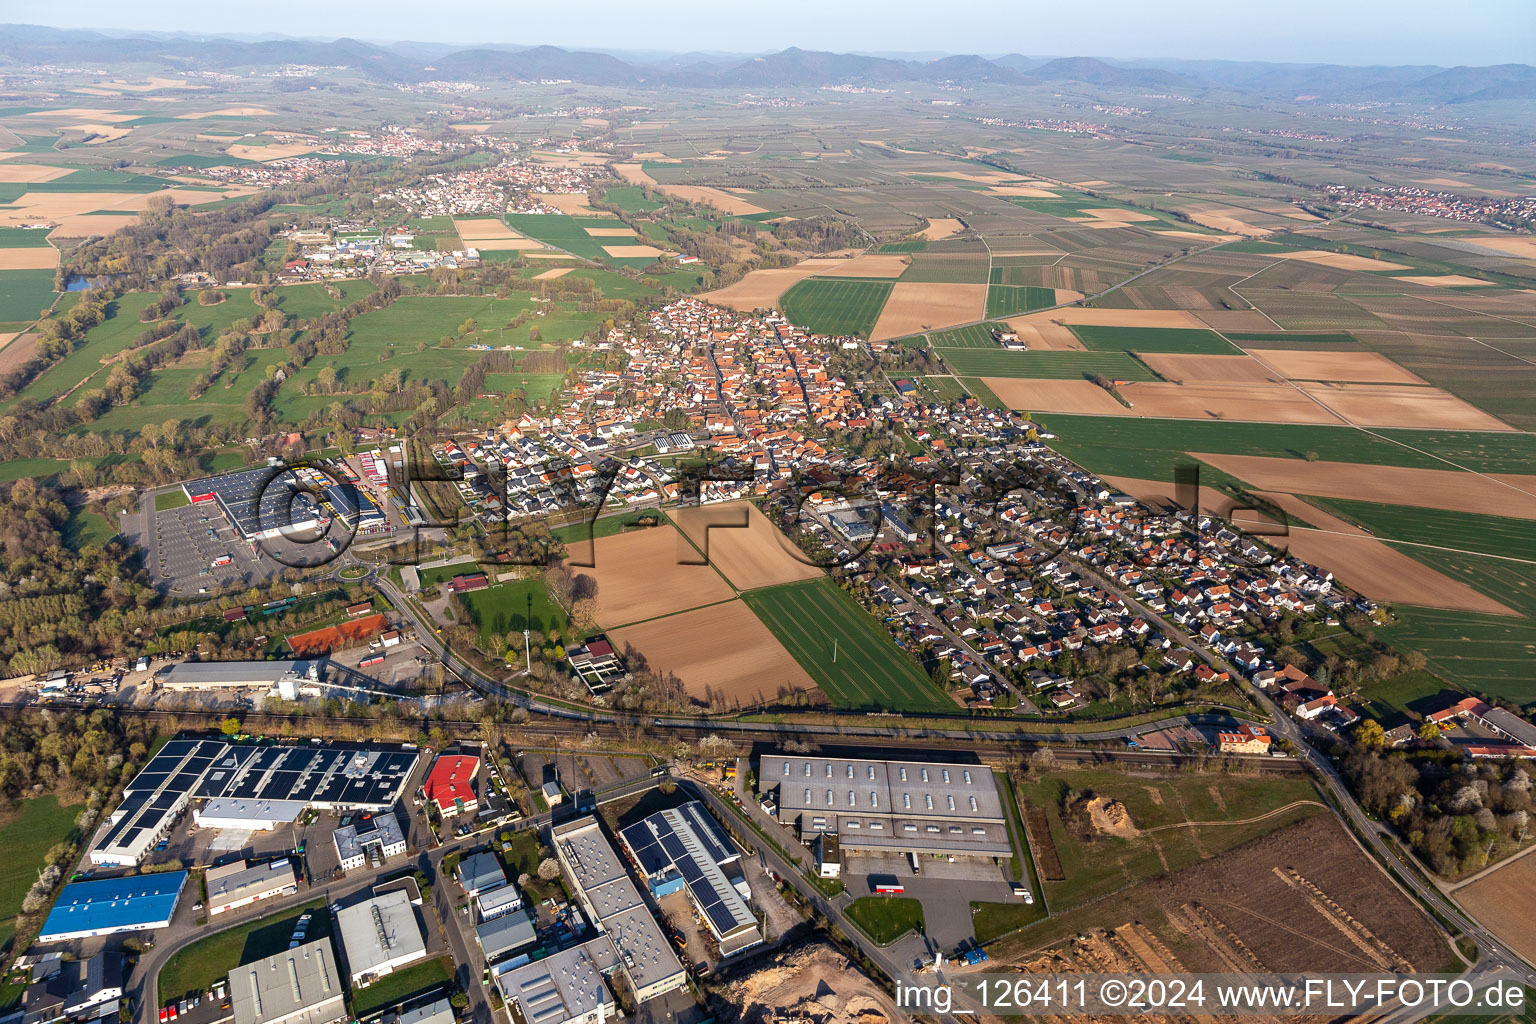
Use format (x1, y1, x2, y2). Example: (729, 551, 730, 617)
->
(482, 372, 566, 405)
(271, 280, 377, 320)
(457, 579, 569, 637)
(743, 578, 954, 714)
(1068, 325, 1239, 354)
(939, 349, 1155, 381)
(1356, 669, 1461, 725)
(351, 955, 453, 1017)
(1382, 607, 1536, 704)
(551, 509, 658, 544)
(158, 899, 327, 1001)
(417, 560, 483, 588)
(986, 285, 1056, 318)
(779, 278, 893, 337)
(844, 897, 925, 945)
(0, 796, 80, 953)
(62, 508, 116, 551)
(601, 186, 663, 212)
(155, 490, 191, 511)
(1016, 769, 1322, 913)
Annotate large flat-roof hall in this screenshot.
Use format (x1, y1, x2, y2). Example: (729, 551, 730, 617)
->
(756, 753, 1011, 860)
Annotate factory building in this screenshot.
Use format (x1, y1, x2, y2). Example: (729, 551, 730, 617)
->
(89, 738, 417, 867)
(619, 802, 762, 957)
(336, 891, 427, 986)
(229, 939, 346, 1024)
(551, 818, 687, 1003)
(494, 939, 617, 1024)
(756, 753, 1012, 861)
(157, 660, 322, 693)
(38, 873, 189, 942)
(207, 859, 298, 916)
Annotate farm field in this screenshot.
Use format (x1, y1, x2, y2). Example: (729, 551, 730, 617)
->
(456, 579, 569, 638)
(985, 285, 1058, 317)
(0, 269, 57, 322)
(871, 282, 987, 341)
(1069, 324, 1239, 354)
(606, 599, 819, 709)
(1382, 606, 1536, 700)
(939, 348, 1154, 380)
(1294, 381, 1513, 431)
(779, 278, 893, 337)
(564, 524, 735, 627)
(982, 378, 1129, 415)
(701, 257, 859, 311)
(550, 509, 658, 545)
(505, 212, 660, 266)
(742, 577, 954, 714)
(992, 815, 1446, 979)
(927, 321, 1011, 348)
(1013, 768, 1324, 913)
(1137, 352, 1283, 384)
(1308, 499, 1536, 563)
(668, 501, 823, 591)
(1251, 349, 1423, 383)
(1453, 855, 1536, 968)
(1272, 526, 1515, 615)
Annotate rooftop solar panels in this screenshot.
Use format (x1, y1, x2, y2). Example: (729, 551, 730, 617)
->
(182, 467, 329, 541)
(91, 740, 418, 867)
(616, 802, 757, 946)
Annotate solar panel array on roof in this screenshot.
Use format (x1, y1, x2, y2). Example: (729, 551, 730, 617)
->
(92, 740, 418, 867)
(617, 802, 757, 946)
(183, 467, 330, 540)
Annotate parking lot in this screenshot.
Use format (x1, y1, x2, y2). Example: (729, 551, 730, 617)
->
(147, 501, 259, 594)
(845, 852, 1015, 949)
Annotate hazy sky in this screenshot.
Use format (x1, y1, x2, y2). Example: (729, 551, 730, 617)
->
(13, 0, 1536, 66)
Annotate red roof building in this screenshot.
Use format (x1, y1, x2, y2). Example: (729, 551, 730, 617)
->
(424, 755, 479, 817)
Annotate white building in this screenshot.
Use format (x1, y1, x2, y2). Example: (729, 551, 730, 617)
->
(475, 884, 524, 923)
(495, 939, 617, 1024)
(336, 891, 427, 986)
(207, 859, 298, 916)
(333, 814, 407, 872)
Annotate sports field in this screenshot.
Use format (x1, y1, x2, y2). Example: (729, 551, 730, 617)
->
(779, 278, 893, 337)
(456, 579, 569, 637)
(743, 577, 954, 714)
(940, 349, 1156, 380)
(986, 285, 1056, 318)
(1070, 325, 1239, 354)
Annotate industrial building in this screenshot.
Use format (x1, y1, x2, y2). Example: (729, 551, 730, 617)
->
(423, 754, 479, 817)
(619, 802, 761, 958)
(38, 873, 189, 942)
(494, 938, 617, 1024)
(157, 660, 322, 694)
(386, 998, 453, 1024)
(551, 817, 687, 1002)
(90, 738, 418, 867)
(333, 813, 407, 872)
(229, 939, 346, 1024)
(336, 891, 427, 986)
(207, 859, 298, 916)
(756, 753, 1012, 861)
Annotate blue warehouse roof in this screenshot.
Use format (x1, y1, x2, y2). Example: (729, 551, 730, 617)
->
(39, 871, 189, 939)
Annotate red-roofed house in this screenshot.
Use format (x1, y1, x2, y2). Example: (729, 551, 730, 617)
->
(1216, 724, 1271, 755)
(425, 755, 479, 817)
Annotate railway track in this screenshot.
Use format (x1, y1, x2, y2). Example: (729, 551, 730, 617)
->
(10, 706, 1305, 772)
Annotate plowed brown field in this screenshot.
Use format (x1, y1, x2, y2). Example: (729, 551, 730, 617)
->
(564, 525, 735, 627)
(669, 502, 823, 591)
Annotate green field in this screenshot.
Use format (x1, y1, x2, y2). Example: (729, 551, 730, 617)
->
(62, 508, 116, 551)
(351, 955, 454, 1017)
(901, 253, 990, 284)
(1017, 769, 1322, 912)
(0, 269, 57, 322)
(986, 285, 1056, 318)
(844, 897, 925, 945)
(159, 900, 327, 1001)
(154, 490, 191, 511)
(1029, 414, 1536, 483)
(1382, 607, 1536, 703)
(779, 278, 892, 337)
(960, 377, 1005, 409)
(457, 579, 569, 637)
(877, 240, 928, 253)
(0, 228, 54, 248)
(552, 509, 659, 544)
(417, 560, 483, 588)
(1069, 325, 1239, 354)
(271, 279, 376, 320)
(1355, 669, 1460, 724)
(928, 322, 1011, 348)
(939, 349, 1155, 381)
(1309, 499, 1536, 564)
(0, 796, 79, 953)
(482, 372, 566, 405)
(505, 213, 660, 267)
(743, 578, 953, 714)
(601, 185, 664, 212)
(1225, 331, 1359, 347)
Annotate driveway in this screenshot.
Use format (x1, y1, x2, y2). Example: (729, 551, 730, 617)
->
(845, 853, 1011, 950)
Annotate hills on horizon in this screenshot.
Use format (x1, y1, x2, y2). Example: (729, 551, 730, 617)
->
(2, 23, 1535, 104)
